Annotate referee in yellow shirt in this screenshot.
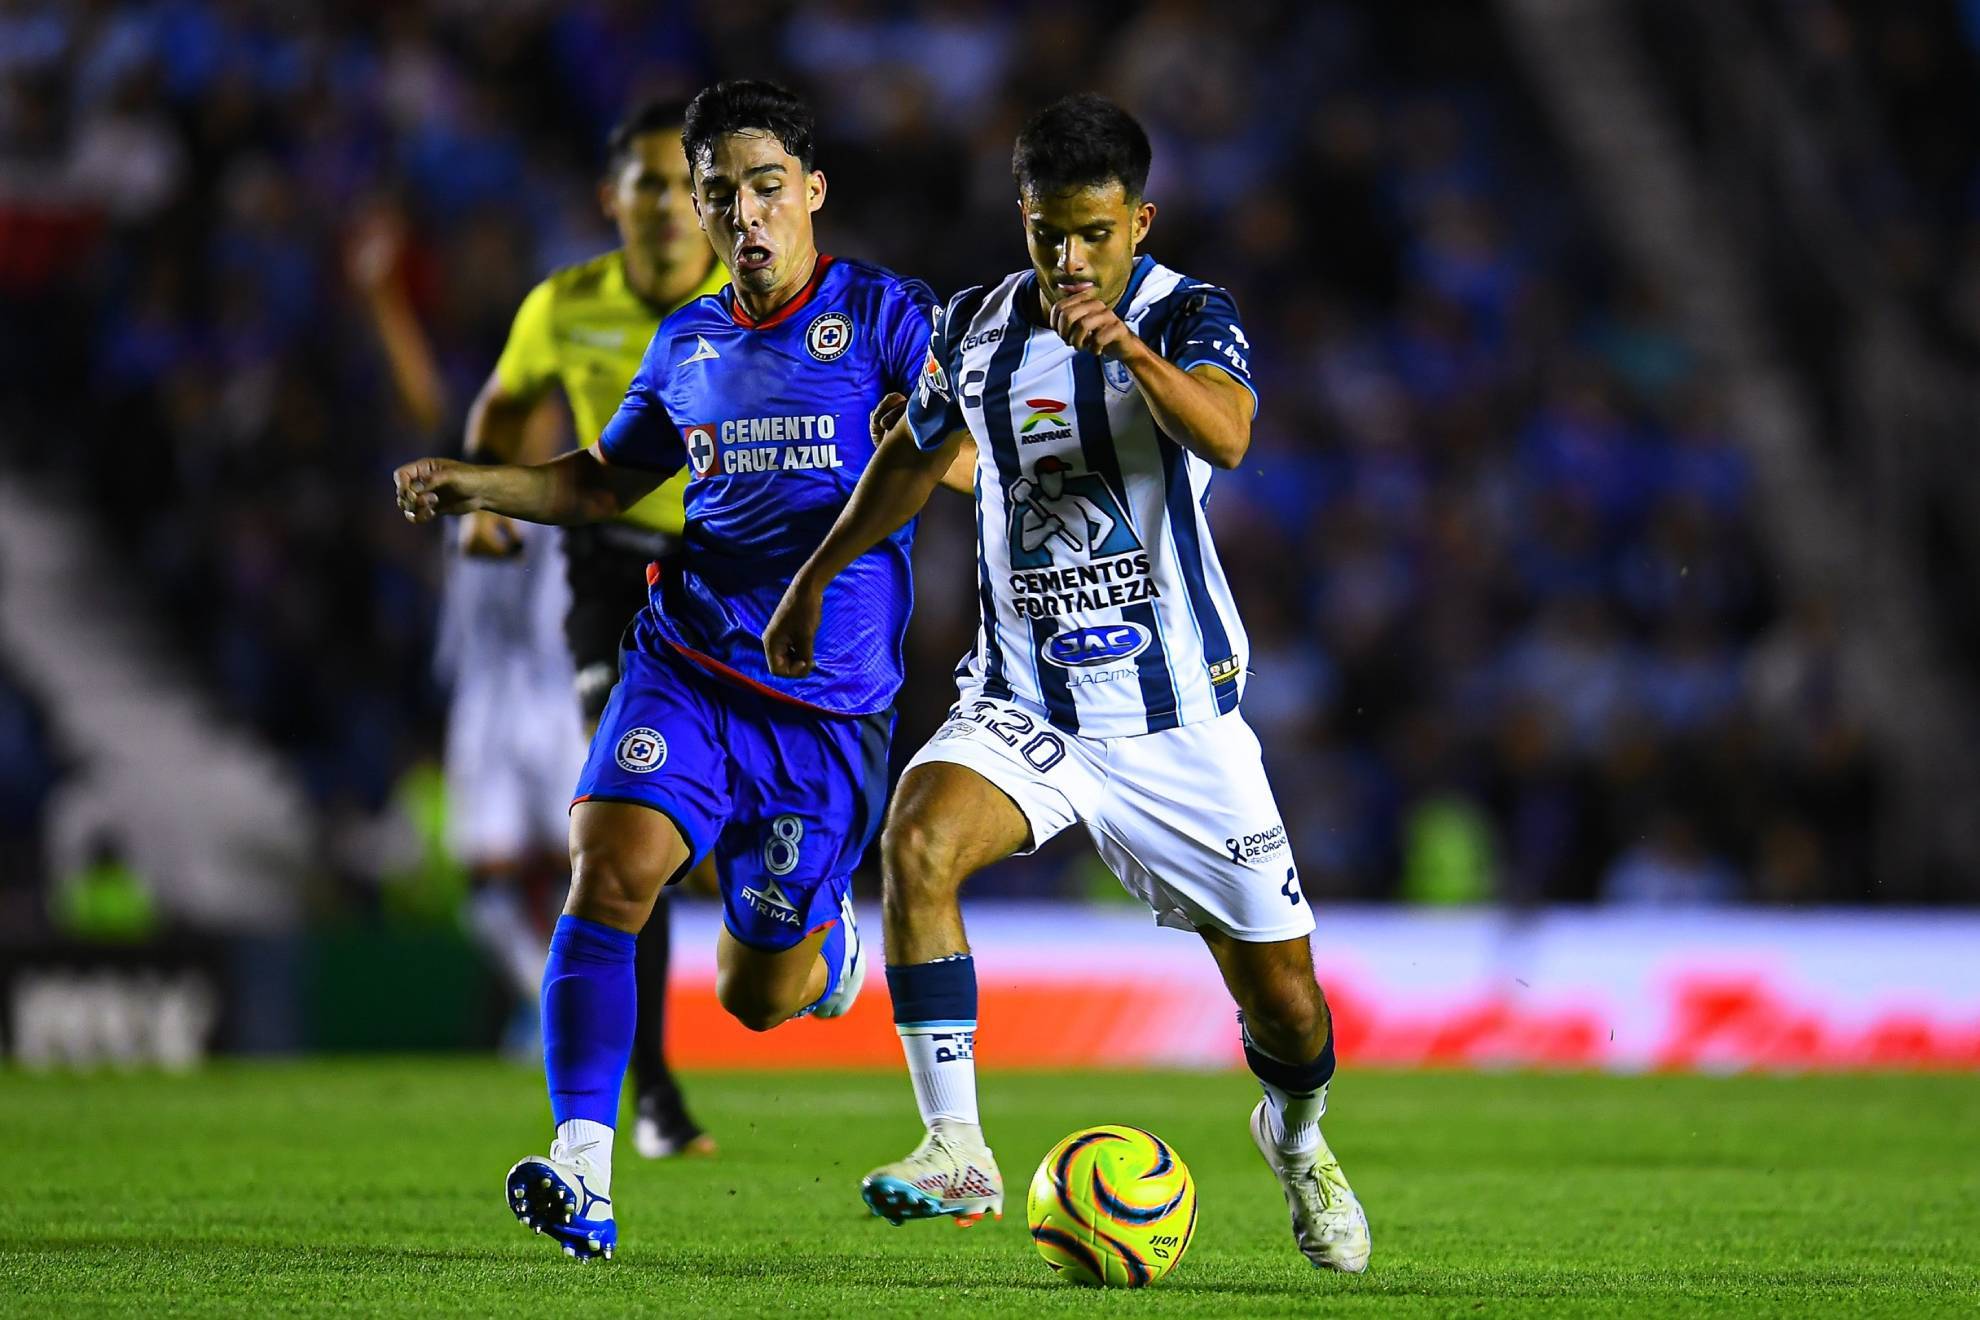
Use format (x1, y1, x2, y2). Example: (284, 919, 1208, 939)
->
(463, 101, 724, 1160)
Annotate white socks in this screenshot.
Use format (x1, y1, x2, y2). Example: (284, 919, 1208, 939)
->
(898, 1026, 980, 1130)
(465, 886, 547, 1003)
(552, 1119, 614, 1197)
(1260, 1077, 1327, 1158)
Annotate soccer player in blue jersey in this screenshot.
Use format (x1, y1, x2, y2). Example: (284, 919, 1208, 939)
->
(767, 95, 1372, 1272)
(393, 80, 968, 1262)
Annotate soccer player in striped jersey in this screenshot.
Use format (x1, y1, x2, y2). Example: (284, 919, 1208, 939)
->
(766, 94, 1371, 1273)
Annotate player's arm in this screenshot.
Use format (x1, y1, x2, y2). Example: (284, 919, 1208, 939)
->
(1050, 292, 1253, 469)
(394, 446, 662, 527)
(400, 308, 691, 529)
(937, 436, 978, 495)
(764, 394, 966, 678)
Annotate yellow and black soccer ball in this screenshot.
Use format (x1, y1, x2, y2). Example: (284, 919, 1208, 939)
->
(1027, 1124, 1198, 1287)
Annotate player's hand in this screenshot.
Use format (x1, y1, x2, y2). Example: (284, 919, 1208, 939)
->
(458, 510, 524, 557)
(393, 458, 482, 523)
(1049, 291, 1141, 360)
(869, 390, 908, 444)
(763, 578, 824, 679)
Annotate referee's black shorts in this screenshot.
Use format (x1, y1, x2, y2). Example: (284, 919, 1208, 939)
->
(562, 521, 679, 724)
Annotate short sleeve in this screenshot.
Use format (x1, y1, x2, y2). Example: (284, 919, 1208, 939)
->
(905, 286, 977, 452)
(492, 279, 559, 400)
(879, 277, 939, 395)
(1163, 284, 1258, 416)
(595, 339, 686, 475)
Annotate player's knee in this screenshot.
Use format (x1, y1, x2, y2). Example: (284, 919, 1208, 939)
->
(880, 812, 964, 901)
(568, 843, 662, 929)
(714, 972, 789, 1033)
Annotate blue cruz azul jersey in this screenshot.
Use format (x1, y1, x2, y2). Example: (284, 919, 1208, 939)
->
(597, 256, 935, 715)
(905, 255, 1256, 739)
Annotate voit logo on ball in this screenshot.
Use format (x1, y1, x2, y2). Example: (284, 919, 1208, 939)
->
(616, 727, 666, 773)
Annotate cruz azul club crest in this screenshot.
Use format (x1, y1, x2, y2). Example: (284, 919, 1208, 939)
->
(683, 424, 717, 478)
(805, 312, 853, 362)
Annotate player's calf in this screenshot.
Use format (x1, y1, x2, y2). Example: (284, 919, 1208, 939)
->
(712, 887, 866, 1030)
(1201, 928, 1370, 1271)
(714, 928, 826, 1031)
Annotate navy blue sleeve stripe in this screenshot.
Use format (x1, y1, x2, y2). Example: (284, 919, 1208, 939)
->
(982, 306, 1078, 733)
(1156, 428, 1241, 716)
(972, 467, 1011, 701)
(940, 285, 990, 362)
(905, 284, 987, 452)
(1070, 351, 1180, 733)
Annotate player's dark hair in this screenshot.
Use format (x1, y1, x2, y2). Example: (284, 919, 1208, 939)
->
(682, 79, 816, 175)
(605, 98, 692, 172)
(1012, 93, 1152, 200)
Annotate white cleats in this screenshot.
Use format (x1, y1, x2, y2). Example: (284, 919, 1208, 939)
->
(861, 1121, 1004, 1226)
(807, 888, 866, 1020)
(505, 1153, 616, 1261)
(1249, 1099, 1371, 1273)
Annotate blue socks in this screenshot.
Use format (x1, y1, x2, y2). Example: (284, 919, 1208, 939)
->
(889, 955, 980, 1127)
(542, 915, 638, 1127)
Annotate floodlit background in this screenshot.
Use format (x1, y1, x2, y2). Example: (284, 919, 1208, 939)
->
(1, 0, 1977, 1070)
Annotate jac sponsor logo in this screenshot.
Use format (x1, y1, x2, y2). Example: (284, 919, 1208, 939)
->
(1042, 623, 1151, 668)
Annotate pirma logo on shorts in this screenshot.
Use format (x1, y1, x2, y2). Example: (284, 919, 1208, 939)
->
(616, 727, 666, 773)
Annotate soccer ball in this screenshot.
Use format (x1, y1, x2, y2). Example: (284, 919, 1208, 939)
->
(1027, 1125, 1198, 1287)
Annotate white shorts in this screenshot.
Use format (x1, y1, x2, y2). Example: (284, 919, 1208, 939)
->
(903, 689, 1314, 943)
(444, 669, 587, 864)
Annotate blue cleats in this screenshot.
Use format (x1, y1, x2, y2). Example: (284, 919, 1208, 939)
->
(505, 1155, 616, 1261)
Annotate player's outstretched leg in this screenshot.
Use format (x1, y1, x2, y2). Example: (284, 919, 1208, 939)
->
(1202, 929, 1371, 1274)
(712, 880, 866, 1030)
(860, 764, 1028, 1227)
(507, 801, 686, 1261)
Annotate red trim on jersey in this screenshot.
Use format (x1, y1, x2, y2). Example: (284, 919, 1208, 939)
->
(728, 254, 835, 330)
(646, 561, 660, 587)
(665, 639, 838, 714)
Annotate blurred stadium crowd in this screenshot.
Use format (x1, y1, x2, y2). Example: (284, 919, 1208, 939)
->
(0, 0, 1923, 915)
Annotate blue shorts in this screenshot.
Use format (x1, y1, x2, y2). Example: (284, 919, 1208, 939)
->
(572, 640, 892, 952)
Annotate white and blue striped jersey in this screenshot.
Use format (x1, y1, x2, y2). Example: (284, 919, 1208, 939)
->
(906, 255, 1254, 738)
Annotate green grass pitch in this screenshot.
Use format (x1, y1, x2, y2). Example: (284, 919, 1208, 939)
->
(2, 1062, 1976, 1315)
